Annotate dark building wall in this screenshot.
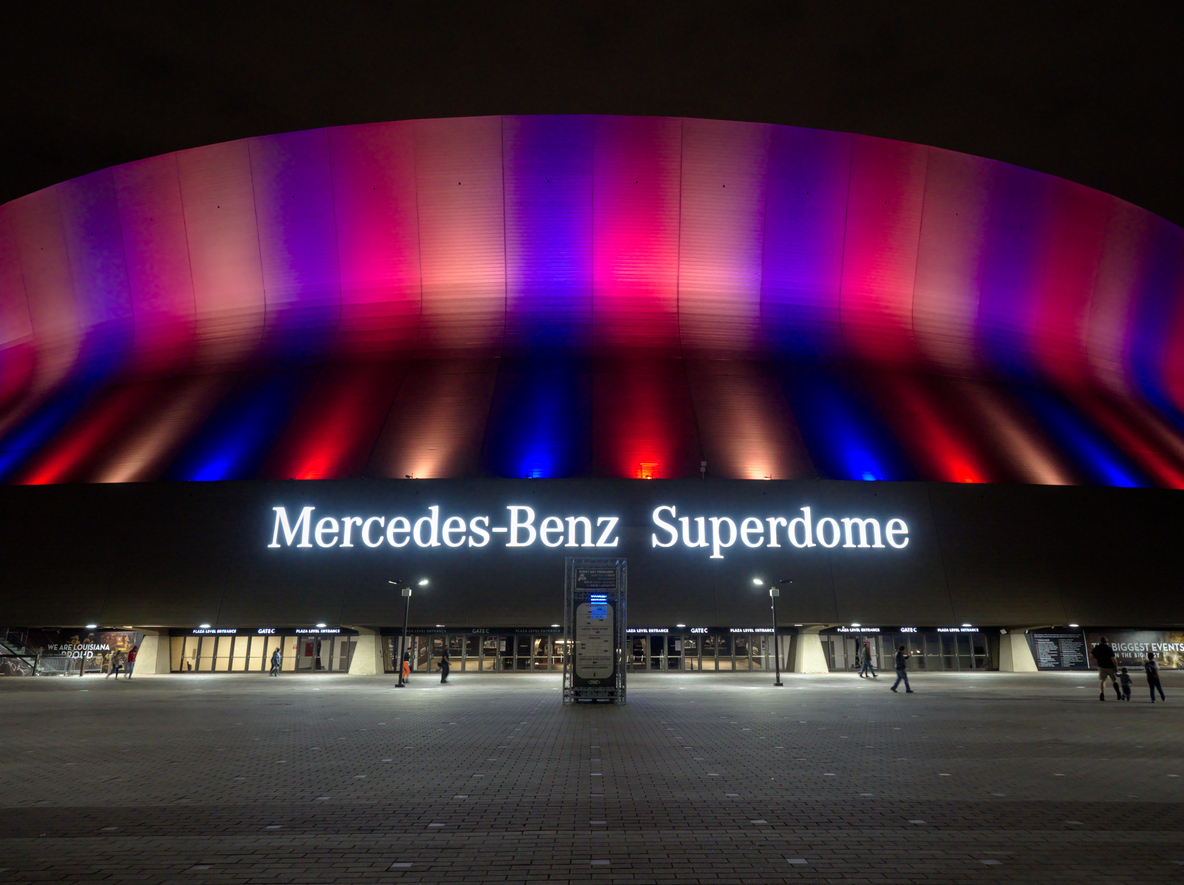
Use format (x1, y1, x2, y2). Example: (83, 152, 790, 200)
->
(1, 478, 1181, 629)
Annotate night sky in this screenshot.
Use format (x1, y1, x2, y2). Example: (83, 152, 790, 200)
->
(2, 4, 1182, 225)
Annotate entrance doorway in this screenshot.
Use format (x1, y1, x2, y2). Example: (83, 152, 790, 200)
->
(626, 633, 778, 671)
(821, 631, 993, 671)
(169, 632, 356, 673)
(382, 632, 564, 674)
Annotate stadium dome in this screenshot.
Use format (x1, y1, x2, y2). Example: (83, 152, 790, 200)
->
(3, 115, 1184, 488)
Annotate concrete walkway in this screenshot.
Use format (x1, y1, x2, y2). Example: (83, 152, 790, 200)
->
(1, 671, 1182, 883)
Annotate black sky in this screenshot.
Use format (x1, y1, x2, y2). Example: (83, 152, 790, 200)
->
(3, 3, 1183, 225)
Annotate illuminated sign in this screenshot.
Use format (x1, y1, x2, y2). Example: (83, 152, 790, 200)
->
(268, 503, 910, 561)
(47, 643, 109, 659)
(652, 506, 907, 556)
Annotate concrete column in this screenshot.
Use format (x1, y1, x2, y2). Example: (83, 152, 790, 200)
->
(132, 630, 171, 676)
(790, 627, 830, 674)
(348, 628, 386, 675)
(998, 629, 1038, 672)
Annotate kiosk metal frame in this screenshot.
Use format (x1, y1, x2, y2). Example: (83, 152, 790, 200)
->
(562, 557, 627, 704)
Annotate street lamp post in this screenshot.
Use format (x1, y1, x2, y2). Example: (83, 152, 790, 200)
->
(754, 577, 790, 687)
(390, 578, 428, 687)
(771, 582, 790, 687)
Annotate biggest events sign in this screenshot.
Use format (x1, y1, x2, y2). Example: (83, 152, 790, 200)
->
(268, 503, 911, 560)
(1085, 631, 1184, 670)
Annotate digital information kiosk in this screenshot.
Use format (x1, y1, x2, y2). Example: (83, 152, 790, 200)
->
(563, 558, 627, 704)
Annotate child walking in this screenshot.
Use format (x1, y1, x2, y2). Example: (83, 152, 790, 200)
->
(1119, 667, 1131, 701)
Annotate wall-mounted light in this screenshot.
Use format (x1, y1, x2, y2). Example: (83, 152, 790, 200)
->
(676, 623, 686, 628)
(551, 623, 560, 628)
(961, 623, 971, 627)
(316, 623, 326, 628)
(851, 623, 861, 627)
(199, 623, 211, 629)
(85, 624, 98, 629)
(1069, 623, 1079, 628)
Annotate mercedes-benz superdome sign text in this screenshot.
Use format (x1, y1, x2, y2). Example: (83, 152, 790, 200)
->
(268, 504, 909, 559)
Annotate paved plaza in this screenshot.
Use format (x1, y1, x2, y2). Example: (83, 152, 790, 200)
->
(1, 670, 1183, 883)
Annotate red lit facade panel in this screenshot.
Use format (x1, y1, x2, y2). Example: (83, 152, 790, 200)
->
(328, 122, 423, 357)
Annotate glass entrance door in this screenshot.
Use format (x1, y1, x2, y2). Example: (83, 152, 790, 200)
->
(681, 635, 701, 670)
(648, 636, 665, 670)
(533, 636, 551, 670)
(295, 637, 320, 671)
(629, 636, 647, 670)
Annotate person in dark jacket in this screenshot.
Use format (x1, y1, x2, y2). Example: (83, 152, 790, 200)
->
(1145, 652, 1166, 703)
(440, 647, 451, 684)
(890, 645, 913, 693)
(1091, 637, 1122, 701)
(859, 642, 877, 678)
(270, 647, 282, 676)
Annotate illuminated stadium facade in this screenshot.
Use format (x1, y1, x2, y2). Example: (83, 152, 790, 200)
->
(2, 115, 1184, 676)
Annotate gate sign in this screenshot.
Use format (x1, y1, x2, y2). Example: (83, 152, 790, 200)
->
(563, 559, 627, 704)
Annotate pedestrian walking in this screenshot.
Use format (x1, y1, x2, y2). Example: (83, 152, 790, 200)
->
(1091, 636, 1123, 701)
(1145, 652, 1166, 703)
(401, 651, 411, 684)
(270, 647, 282, 676)
(859, 641, 877, 679)
(440, 647, 451, 684)
(1119, 667, 1132, 701)
(105, 649, 124, 678)
(890, 645, 913, 693)
(124, 645, 137, 678)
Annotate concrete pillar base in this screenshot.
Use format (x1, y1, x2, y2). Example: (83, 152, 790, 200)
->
(790, 628, 830, 674)
(998, 630, 1038, 672)
(348, 629, 386, 675)
(132, 630, 170, 676)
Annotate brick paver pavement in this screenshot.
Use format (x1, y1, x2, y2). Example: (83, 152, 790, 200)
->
(1, 671, 1182, 883)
